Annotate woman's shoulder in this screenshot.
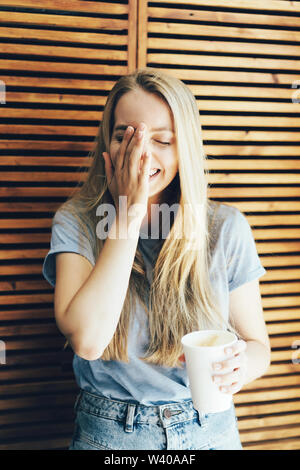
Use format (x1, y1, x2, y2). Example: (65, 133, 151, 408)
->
(207, 199, 243, 232)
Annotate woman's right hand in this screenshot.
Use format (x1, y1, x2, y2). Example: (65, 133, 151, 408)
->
(102, 122, 151, 222)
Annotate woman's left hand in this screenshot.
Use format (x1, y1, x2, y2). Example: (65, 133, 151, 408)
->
(212, 339, 248, 395)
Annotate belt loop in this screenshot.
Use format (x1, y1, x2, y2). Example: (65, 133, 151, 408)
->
(125, 403, 136, 433)
(197, 410, 208, 428)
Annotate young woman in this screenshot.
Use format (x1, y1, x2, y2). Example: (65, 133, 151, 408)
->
(43, 68, 270, 450)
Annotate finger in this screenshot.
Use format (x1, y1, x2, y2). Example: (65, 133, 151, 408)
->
(116, 126, 134, 170)
(102, 152, 113, 183)
(212, 354, 242, 374)
(127, 124, 146, 176)
(224, 339, 247, 358)
(213, 368, 241, 386)
(219, 382, 241, 395)
(139, 152, 151, 185)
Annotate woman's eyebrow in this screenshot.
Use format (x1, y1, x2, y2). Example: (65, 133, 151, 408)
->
(114, 125, 173, 132)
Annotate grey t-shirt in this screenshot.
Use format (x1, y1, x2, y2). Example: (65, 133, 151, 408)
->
(42, 201, 266, 405)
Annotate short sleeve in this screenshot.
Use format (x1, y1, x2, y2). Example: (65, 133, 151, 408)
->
(225, 208, 266, 292)
(42, 208, 95, 288)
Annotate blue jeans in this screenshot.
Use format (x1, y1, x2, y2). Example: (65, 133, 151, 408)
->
(69, 389, 243, 450)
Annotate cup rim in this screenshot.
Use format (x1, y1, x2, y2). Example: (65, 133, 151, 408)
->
(181, 329, 237, 349)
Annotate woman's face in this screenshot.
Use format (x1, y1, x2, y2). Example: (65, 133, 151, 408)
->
(109, 88, 178, 206)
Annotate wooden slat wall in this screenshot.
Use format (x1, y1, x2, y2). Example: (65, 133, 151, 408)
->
(0, 0, 138, 450)
(137, 0, 300, 450)
(0, 0, 299, 451)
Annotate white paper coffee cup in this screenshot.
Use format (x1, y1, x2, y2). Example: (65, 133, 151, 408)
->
(181, 330, 237, 414)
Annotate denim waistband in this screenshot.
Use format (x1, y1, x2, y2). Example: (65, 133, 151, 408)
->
(75, 389, 208, 432)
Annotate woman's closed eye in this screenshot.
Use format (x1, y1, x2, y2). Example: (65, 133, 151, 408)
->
(156, 140, 170, 146)
(114, 135, 171, 146)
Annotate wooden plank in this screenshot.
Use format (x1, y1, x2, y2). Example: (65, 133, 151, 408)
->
(0, 11, 128, 30)
(257, 242, 300, 254)
(149, 22, 300, 42)
(0, 156, 88, 167)
(234, 387, 300, 404)
(238, 413, 300, 430)
(227, 200, 300, 211)
(0, 406, 73, 426)
(240, 425, 300, 442)
(4, 75, 116, 90)
(197, 100, 300, 113)
(247, 215, 300, 226)
(206, 146, 300, 157)
(151, 0, 300, 14)
(243, 375, 300, 390)
(0, 124, 97, 135)
(0, 1, 128, 14)
(0, 308, 54, 321)
(128, 0, 137, 72)
(151, 68, 297, 85)
(242, 439, 300, 450)
(0, 421, 73, 441)
(0, 60, 128, 75)
(5, 92, 107, 105)
(148, 6, 300, 28)
(149, 37, 300, 58)
(0, 171, 86, 182)
(0, 43, 127, 61)
(208, 173, 300, 184)
(205, 133, 300, 143)
(267, 321, 300, 335)
(209, 187, 300, 198)
(0, 436, 71, 451)
(202, 116, 300, 127)
(264, 309, 300, 322)
(235, 400, 300, 416)
(264, 298, 300, 310)
(0, 27, 127, 46)
(149, 53, 300, 72)
(137, 0, 148, 68)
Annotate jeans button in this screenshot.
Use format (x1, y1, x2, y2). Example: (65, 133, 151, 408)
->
(163, 408, 172, 419)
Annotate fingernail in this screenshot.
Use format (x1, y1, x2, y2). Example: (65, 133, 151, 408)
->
(225, 348, 232, 355)
(213, 376, 221, 383)
(213, 363, 222, 371)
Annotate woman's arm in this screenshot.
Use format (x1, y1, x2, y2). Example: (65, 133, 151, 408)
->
(212, 278, 271, 394)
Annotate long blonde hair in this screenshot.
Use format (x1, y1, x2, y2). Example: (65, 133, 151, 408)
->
(57, 67, 230, 367)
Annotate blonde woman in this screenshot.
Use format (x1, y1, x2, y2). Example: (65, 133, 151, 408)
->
(43, 68, 270, 450)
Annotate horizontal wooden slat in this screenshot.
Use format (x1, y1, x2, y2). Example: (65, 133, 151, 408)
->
(149, 6, 300, 28)
(235, 400, 300, 417)
(234, 387, 300, 404)
(149, 22, 300, 42)
(0, 43, 127, 61)
(239, 424, 300, 443)
(0, 11, 128, 30)
(264, 309, 300, 322)
(151, 0, 300, 14)
(149, 37, 300, 58)
(0, 27, 127, 46)
(242, 439, 300, 450)
(153, 68, 299, 85)
(0, 60, 127, 75)
(0, 0, 128, 14)
(149, 53, 300, 72)
(238, 413, 300, 431)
